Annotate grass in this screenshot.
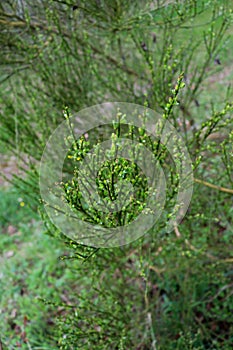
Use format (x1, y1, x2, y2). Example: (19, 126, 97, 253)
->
(0, 188, 80, 349)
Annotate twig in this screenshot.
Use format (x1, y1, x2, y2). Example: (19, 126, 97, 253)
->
(174, 225, 233, 264)
(147, 312, 157, 350)
(0, 17, 142, 79)
(207, 282, 233, 303)
(174, 224, 181, 238)
(194, 178, 233, 194)
(173, 225, 217, 260)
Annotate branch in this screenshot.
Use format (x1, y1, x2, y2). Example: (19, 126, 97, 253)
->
(0, 16, 142, 79)
(194, 178, 233, 194)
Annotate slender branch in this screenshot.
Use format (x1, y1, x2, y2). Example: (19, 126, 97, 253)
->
(0, 17, 141, 79)
(194, 178, 233, 194)
(174, 225, 233, 264)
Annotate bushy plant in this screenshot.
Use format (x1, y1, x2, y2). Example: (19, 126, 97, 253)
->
(0, 0, 233, 348)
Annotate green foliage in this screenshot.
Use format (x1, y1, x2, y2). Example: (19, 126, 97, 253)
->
(0, 188, 72, 349)
(0, 0, 233, 349)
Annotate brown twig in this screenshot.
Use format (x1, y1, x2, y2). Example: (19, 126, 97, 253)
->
(194, 178, 233, 194)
